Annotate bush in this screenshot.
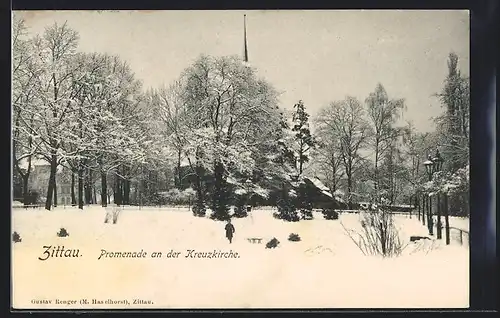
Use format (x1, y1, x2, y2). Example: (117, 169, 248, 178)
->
(112, 208, 120, 224)
(297, 183, 314, 220)
(341, 209, 407, 257)
(275, 185, 299, 222)
(192, 200, 206, 217)
(232, 195, 248, 218)
(266, 237, 280, 249)
(12, 231, 22, 243)
(288, 233, 301, 242)
(57, 228, 69, 237)
(322, 209, 339, 220)
(158, 188, 196, 206)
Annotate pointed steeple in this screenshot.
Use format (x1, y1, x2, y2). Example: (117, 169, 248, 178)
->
(243, 14, 249, 63)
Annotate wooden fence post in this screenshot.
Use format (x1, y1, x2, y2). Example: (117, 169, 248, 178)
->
(428, 194, 433, 235)
(436, 192, 442, 239)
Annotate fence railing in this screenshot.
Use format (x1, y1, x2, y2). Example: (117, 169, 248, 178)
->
(448, 226, 469, 246)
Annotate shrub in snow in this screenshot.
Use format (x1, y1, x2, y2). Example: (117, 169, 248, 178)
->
(12, 231, 22, 243)
(112, 209, 120, 224)
(266, 237, 280, 249)
(341, 209, 407, 257)
(57, 228, 69, 237)
(322, 209, 339, 220)
(275, 186, 299, 222)
(105, 206, 121, 224)
(192, 200, 207, 217)
(297, 183, 314, 220)
(144, 192, 166, 206)
(232, 195, 248, 218)
(160, 188, 196, 206)
(288, 233, 301, 242)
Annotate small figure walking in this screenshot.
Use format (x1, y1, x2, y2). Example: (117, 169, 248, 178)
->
(225, 219, 235, 244)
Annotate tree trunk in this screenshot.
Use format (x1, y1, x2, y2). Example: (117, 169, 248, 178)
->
(78, 162, 84, 210)
(123, 177, 130, 205)
(89, 169, 94, 204)
(415, 195, 420, 221)
(71, 171, 76, 206)
(347, 166, 352, 210)
(374, 141, 379, 201)
(195, 164, 204, 206)
(298, 144, 304, 176)
(44, 152, 57, 211)
(134, 185, 138, 205)
(101, 172, 107, 207)
(212, 160, 229, 219)
(84, 166, 91, 204)
(114, 173, 122, 206)
(53, 173, 58, 207)
(176, 148, 182, 188)
(22, 175, 29, 207)
(416, 193, 420, 221)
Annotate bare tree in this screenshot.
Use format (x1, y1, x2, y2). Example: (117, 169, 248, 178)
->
(12, 17, 43, 205)
(316, 96, 370, 208)
(313, 115, 344, 199)
(24, 22, 81, 210)
(146, 81, 189, 189)
(365, 83, 405, 201)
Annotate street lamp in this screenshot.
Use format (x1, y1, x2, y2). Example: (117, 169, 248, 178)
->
(422, 149, 445, 237)
(423, 154, 434, 235)
(245, 179, 252, 210)
(244, 179, 253, 222)
(432, 149, 444, 173)
(432, 149, 445, 240)
(423, 154, 434, 181)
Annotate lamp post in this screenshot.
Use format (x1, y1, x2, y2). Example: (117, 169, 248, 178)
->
(423, 154, 434, 235)
(432, 150, 444, 239)
(244, 179, 253, 223)
(245, 179, 252, 212)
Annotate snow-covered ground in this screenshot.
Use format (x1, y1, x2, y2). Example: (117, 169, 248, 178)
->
(11, 206, 469, 309)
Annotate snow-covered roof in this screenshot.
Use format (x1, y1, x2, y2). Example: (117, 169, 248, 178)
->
(18, 157, 65, 173)
(180, 158, 191, 167)
(307, 177, 330, 192)
(304, 176, 334, 198)
(18, 158, 49, 170)
(253, 185, 270, 199)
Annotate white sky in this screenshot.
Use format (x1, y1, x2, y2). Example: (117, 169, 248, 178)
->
(14, 10, 469, 133)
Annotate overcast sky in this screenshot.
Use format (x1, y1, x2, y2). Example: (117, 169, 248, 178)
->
(15, 10, 469, 133)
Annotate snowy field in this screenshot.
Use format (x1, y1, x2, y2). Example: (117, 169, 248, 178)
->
(11, 206, 469, 309)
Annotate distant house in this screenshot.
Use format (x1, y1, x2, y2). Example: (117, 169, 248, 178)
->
(18, 158, 72, 206)
(302, 177, 348, 210)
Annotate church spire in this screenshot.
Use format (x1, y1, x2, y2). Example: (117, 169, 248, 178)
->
(243, 14, 249, 63)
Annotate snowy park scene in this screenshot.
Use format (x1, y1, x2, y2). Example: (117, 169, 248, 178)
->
(12, 11, 470, 309)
